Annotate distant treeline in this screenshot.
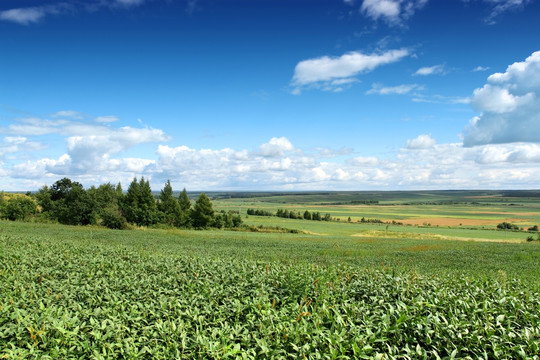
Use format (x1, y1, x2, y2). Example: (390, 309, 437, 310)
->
(320, 200, 379, 205)
(247, 208, 333, 221)
(0, 177, 242, 230)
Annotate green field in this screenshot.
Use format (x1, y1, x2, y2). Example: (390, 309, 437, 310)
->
(2, 191, 540, 358)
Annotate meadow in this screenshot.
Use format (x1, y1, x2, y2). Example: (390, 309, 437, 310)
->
(1, 190, 540, 358)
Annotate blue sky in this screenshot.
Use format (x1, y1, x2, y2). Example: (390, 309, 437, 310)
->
(1, 0, 540, 191)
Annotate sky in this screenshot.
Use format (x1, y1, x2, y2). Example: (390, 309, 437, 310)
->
(1, 0, 540, 191)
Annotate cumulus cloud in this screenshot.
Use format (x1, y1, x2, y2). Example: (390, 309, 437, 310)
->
(360, 0, 426, 24)
(349, 156, 379, 166)
(406, 134, 436, 149)
(462, 50, 540, 146)
(0, 137, 43, 159)
(0, 114, 169, 183)
(152, 139, 540, 190)
(414, 64, 445, 76)
(471, 84, 534, 113)
(57, 126, 169, 174)
(4, 129, 540, 191)
(360, 0, 428, 25)
(366, 83, 420, 95)
(291, 49, 409, 93)
(259, 137, 294, 157)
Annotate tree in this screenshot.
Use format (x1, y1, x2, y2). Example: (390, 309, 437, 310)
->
(121, 177, 157, 226)
(101, 204, 128, 230)
(497, 222, 519, 231)
(88, 182, 127, 228)
(178, 188, 191, 211)
(138, 177, 157, 226)
(46, 178, 96, 225)
(158, 180, 182, 227)
(121, 177, 141, 225)
(2, 196, 37, 221)
(115, 182, 123, 200)
(191, 192, 214, 228)
(178, 188, 192, 227)
(303, 210, 312, 220)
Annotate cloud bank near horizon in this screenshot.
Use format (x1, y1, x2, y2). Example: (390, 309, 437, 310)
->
(2, 116, 540, 192)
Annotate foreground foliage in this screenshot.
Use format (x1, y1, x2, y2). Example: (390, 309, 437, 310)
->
(1, 222, 539, 359)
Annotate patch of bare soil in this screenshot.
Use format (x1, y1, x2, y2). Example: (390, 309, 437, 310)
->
(397, 217, 524, 227)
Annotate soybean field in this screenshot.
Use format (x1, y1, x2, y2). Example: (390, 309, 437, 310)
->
(1, 217, 540, 359)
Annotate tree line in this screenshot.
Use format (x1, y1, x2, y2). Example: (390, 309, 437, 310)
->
(0, 177, 242, 230)
(247, 208, 333, 221)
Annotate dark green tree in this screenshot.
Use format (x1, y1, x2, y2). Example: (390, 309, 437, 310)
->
(115, 182, 123, 199)
(36, 185, 54, 214)
(303, 210, 312, 220)
(101, 204, 128, 230)
(158, 180, 182, 227)
(121, 177, 141, 225)
(47, 178, 96, 225)
(88, 183, 127, 229)
(138, 177, 157, 226)
(191, 192, 214, 228)
(178, 188, 192, 227)
(178, 188, 191, 211)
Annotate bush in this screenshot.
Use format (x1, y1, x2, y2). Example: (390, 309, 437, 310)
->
(100, 205, 128, 230)
(497, 222, 519, 231)
(3, 197, 37, 221)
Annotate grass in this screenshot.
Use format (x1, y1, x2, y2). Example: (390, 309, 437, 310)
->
(1, 220, 540, 358)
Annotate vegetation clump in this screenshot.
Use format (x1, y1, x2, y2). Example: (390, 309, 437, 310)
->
(2, 177, 242, 231)
(497, 222, 520, 231)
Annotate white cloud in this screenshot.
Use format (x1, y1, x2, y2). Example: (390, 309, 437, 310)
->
(463, 50, 540, 146)
(95, 116, 120, 123)
(471, 84, 534, 113)
(412, 94, 470, 104)
(60, 126, 169, 174)
(406, 134, 436, 149)
(0, 7, 48, 25)
(1, 118, 69, 136)
(0, 4, 72, 25)
(360, 0, 428, 25)
(316, 147, 353, 158)
(259, 137, 294, 157)
(482, 0, 530, 24)
(349, 156, 379, 166)
(0, 1, 144, 25)
(366, 83, 419, 95)
(414, 64, 445, 76)
(291, 49, 409, 93)
(0, 137, 44, 159)
(4, 129, 540, 191)
(474, 66, 490, 72)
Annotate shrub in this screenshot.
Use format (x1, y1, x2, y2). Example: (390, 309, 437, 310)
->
(100, 205, 128, 230)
